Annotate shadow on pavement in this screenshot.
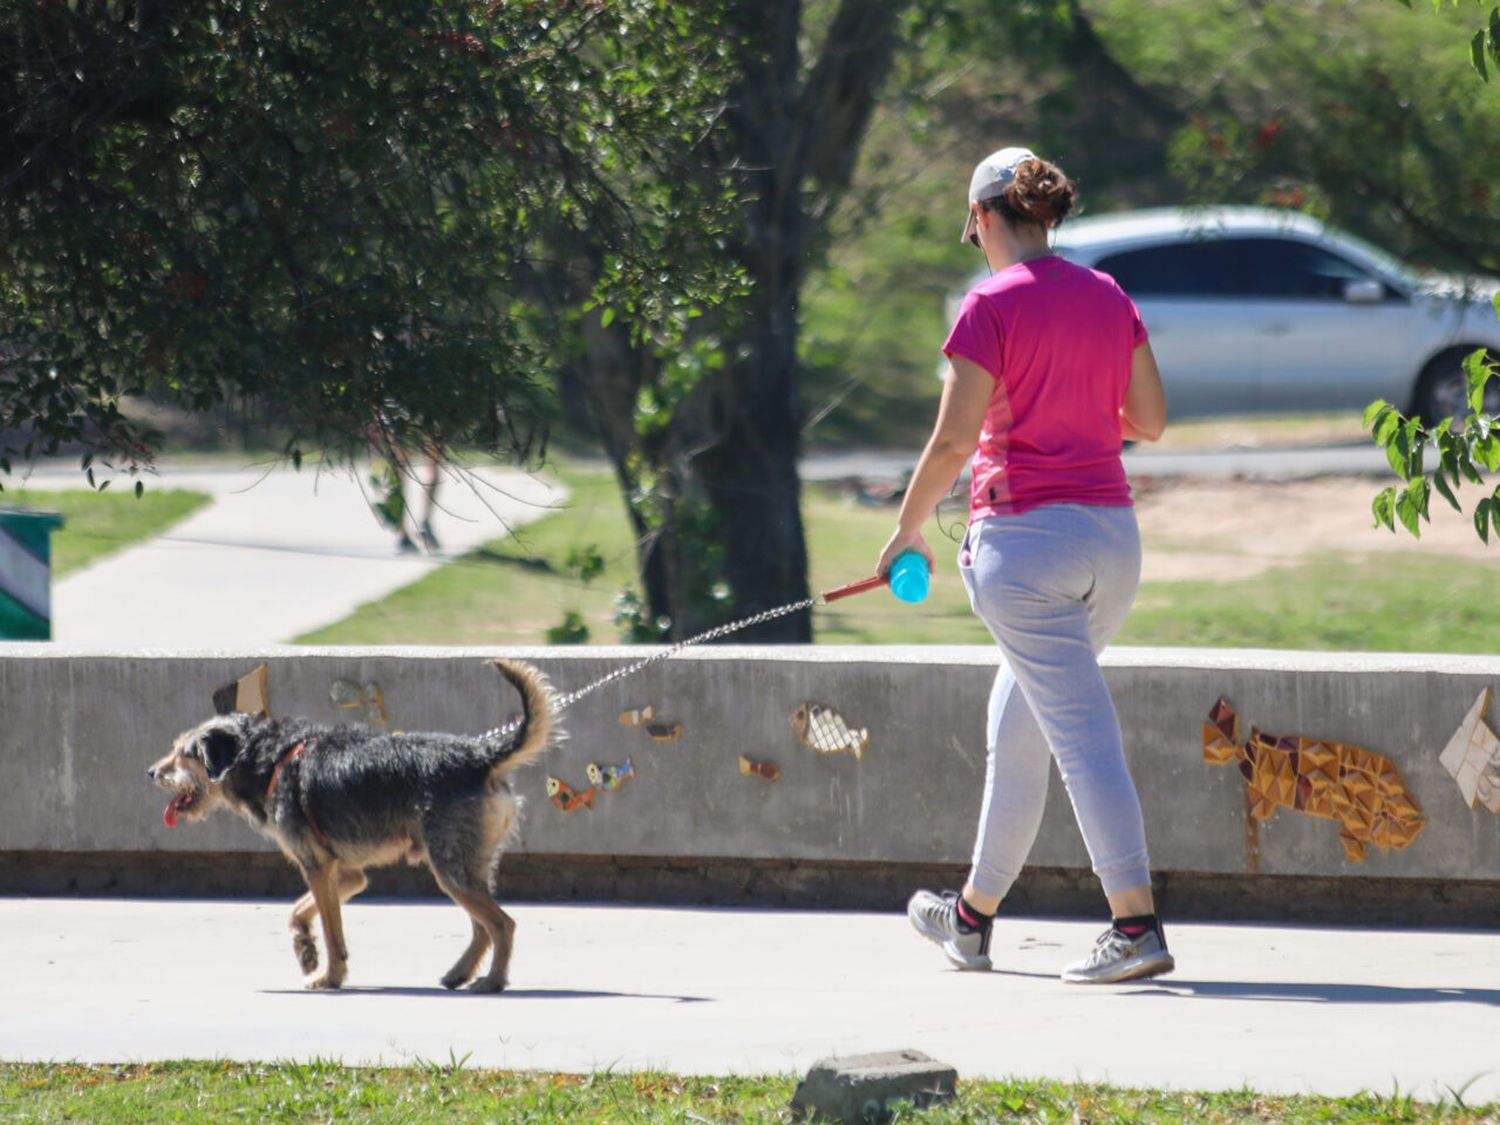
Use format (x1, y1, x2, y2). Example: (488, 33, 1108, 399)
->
(261, 986, 711, 1003)
(1124, 980, 1500, 1007)
(990, 970, 1500, 1006)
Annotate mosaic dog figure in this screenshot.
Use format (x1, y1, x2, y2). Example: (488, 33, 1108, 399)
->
(147, 659, 555, 991)
(1202, 698, 1424, 861)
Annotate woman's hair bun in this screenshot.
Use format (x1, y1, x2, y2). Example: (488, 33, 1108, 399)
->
(1000, 157, 1077, 228)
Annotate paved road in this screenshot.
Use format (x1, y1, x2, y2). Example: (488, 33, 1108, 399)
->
(2, 897, 1495, 1101)
(801, 444, 1392, 483)
(18, 461, 561, 648)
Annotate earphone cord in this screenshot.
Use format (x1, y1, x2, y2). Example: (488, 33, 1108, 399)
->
(479, 596, 818, 740)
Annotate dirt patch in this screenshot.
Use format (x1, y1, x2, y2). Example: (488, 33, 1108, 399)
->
(1133, 475, 1500, 583)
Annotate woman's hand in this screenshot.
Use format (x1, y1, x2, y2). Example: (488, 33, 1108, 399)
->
(877, 528, 934, 579)
(872, 357, 988, 583)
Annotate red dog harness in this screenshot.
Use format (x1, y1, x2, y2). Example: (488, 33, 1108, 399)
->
(265, 740, 333, 852)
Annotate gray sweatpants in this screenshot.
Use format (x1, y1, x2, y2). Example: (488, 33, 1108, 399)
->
(958, 503, 1152, 900)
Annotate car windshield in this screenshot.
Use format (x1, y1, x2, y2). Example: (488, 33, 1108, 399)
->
(1327, 230, 1420, 290)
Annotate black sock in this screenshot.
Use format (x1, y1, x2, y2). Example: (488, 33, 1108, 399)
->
(1113, 913, 1161, 941)
(954, 895, 993, 934)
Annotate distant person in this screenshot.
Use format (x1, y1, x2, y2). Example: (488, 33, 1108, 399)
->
(877, 147, 1172, 982)
(368, 415, 443, 553)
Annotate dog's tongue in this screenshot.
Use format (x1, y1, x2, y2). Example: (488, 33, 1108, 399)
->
(163, 797, 181, 828)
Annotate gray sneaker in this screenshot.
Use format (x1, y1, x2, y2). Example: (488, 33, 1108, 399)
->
(907, 890, 992, 971)
(1061, 925, 1175, 983)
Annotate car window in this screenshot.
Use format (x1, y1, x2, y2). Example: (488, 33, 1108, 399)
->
(1235, 237, 1390, 299)
(1325, 230, 1419, 290)
(1094, 242, 1240, 297)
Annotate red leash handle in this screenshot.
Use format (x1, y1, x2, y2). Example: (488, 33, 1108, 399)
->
(818, 574, 889, 604)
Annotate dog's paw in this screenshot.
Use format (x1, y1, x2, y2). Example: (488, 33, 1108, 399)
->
(466, 977, 506, 994)
(439, 969, 472, 991)
(305, 970, 345, 991)
(292, 933, 320, 974)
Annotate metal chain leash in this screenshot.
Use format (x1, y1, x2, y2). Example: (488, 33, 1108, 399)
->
(481, 596, 817, 740)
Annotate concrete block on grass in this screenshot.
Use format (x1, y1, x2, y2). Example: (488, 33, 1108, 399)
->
(789, 1049, 957, 1123)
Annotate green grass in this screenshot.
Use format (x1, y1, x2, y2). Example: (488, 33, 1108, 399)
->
(299, 464, 1500, 652)
(1118, 553, 1500, 653)
(294, 467, 992, 647)
(0, 488, 211, 576)
(1, 1062, 1493, 1123)
(294, 467, 643, 646)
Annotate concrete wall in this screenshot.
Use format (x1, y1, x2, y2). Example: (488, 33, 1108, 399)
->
(3, 645, 1498, 910)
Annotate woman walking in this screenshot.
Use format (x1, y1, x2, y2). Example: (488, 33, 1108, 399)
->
(878, 147, 1171, 983)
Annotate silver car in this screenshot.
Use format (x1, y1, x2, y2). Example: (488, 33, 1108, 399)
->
(1023, 207, 1500, 423)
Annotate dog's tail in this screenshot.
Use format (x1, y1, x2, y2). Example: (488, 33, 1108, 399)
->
(484, 658, 557, 780)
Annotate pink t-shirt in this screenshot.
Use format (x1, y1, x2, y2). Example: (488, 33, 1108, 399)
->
(943, 255, 1147, 518)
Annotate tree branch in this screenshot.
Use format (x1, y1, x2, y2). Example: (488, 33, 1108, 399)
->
(793, 0, 904, 200)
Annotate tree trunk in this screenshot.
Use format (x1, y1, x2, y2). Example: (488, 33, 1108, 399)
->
(698, 299, 812, 641)
(567, 0, 902, 644)
(683, 0, 815, 641)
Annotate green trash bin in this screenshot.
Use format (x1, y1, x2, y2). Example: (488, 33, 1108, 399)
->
(0, 507, 66, 640)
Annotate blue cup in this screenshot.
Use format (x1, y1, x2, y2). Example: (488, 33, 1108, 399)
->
(888, 550, 930, 604)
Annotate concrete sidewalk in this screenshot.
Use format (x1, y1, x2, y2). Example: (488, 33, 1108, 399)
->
(20, 461, 561, 647)
(2, 897, 1496, 1102)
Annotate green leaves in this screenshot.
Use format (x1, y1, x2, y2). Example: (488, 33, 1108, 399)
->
(1463, 346, 1497, 414)
(1432, 464, 1461, 511)
(1362, 399, 1393, 428)
(1370, 402, 1425, 481)
(544, 610, 591, 645)
(1371, 476, 1431, 539)
(1463, 3, 1500, 79)
(1396, 476, 1429, 537)
(630, 336, 727, 437)
(1367, 391, 1499, 542)
(0, 0, 740, 481)
(565, 544, 607, 586)
(1474, 496, 1494, 542)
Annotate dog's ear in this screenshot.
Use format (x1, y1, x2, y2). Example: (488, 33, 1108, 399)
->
(199, 726, 244, 781)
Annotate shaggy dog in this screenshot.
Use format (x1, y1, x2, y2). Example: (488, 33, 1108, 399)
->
(147, 658, 554, 991)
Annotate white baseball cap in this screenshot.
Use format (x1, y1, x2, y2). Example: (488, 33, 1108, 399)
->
(961, 146, 1036, 244)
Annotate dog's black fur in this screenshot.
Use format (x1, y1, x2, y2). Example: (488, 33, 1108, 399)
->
(148, 658, 555, 991)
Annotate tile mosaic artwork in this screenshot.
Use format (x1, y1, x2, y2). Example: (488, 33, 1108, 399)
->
(545, 776, 595, 813)
(329, 679, 387, 725)
(790, 703, 868, 760)
(213, 664, 269, 716)
(618, 705, 656, 727)
(738, 755, 780, 781)
(586, 758, 635, 792)
(619, 704, 681, 741)
(1202, 698, 1424, 862)
(1438, 688, 1500, 814)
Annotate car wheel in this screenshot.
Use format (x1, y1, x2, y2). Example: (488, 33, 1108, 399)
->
(1413, 346, 1500, 427)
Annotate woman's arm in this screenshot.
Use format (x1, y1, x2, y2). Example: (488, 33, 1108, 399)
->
(1121, 340, 1167, 442)
(876, 355, 993, 575)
